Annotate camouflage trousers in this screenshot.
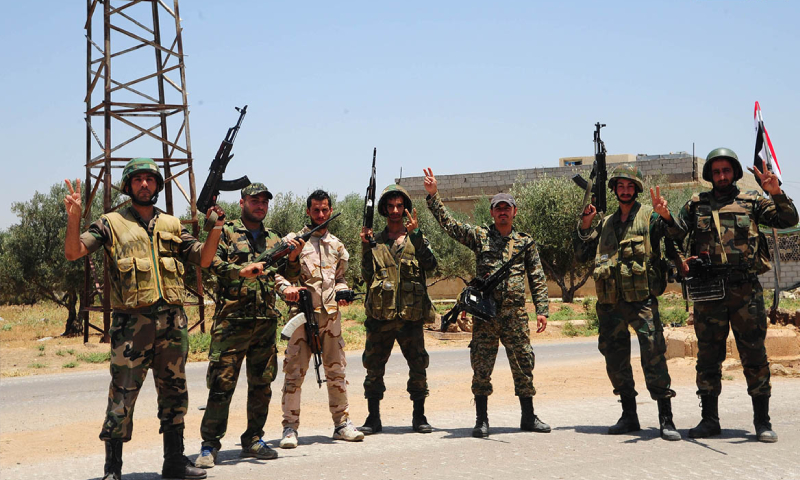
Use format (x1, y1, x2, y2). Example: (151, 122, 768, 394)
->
(281, 311, 350, 430)
(362, 317, 429, 401)
(596, 296, 675, 400)
(200, 315, 278, 450)
(470, 305, 536, 397)
(693, 280, 770, 397)
(100, 306, 188, 442)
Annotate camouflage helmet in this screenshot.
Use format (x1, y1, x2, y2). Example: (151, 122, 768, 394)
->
(607, 165, 644, 193)
(703, 147, 743, 182)
(120, 157, 164, 195)
(377, 184, 413, 216)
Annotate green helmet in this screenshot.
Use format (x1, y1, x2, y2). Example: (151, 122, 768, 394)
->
(703, 147, 742, 182)
(120, 157, 164, 195)
(377, 184, 413, 216)
(608, 165, 644, 193)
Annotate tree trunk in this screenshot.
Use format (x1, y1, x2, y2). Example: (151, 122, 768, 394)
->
(61, 291, 83, 337)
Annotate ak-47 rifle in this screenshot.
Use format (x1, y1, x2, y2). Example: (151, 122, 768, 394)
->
(363, 148, 377, 248)
(572, 122, 608, 220)
(440, 242, 535, 332)
(251, 213, 341, 269)
(197, 105, 251, 230)
(280, 289, 325, 387)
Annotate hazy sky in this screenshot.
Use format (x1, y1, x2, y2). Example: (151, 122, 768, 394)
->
(1, 1, 798, 228)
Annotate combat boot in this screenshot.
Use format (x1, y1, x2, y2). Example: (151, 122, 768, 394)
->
(608, 396, 640, 435)
(519, 397, 551, 433)
(657, 398, 681, 441)
(412, 398, 433, 433)
(358, 398, 382, 435)
(472, 395, 489, 438)
(688, 395, 721, 439)
(102, 439, 123, 480)
(161, 428, 207, 480)
(752, 396, 778, 443)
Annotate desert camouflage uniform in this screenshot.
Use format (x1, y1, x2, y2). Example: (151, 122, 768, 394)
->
(427, 192, 549, 397)
(80, 206, 202, 441)
(674, 187, 798, 397)
(199, 219, 292, 450)
(361, 228, 437, 401)
(280, 228, 352, 429)
(574, 202, 681, 400)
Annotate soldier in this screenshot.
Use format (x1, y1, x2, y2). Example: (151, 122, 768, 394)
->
(358, 185, 438, 435)
(278, 189, 364, 448)
(423, 168, 550, 438)
(673, 149, 798, 443)
(574, 165, 681, 441)
(63, 158, 223, 480)
(196, 183, 304, 468)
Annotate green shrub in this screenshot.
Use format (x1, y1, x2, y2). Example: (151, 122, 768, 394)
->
(189, 332, 212, 355)
(55, 348, 76, 357)
(661, 308, 689, 327)
(62, 361, 78, 369)
(28, 362, 47, 369)
(77, 351, 111, 364)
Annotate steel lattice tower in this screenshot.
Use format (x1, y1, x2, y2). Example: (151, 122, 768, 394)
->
(83, 0, 203, 342)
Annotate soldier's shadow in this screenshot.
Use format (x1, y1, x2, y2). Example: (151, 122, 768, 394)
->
(439, 426, 518, 443)
(89, 473, 161, 479)
(553, 424, 610, 436)
(684, 428, 754, 453)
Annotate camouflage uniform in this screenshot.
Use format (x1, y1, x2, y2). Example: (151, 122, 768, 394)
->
(674, 186, 798, 397)
(426, 192, 549, 397)
(280, 228, 352, 429)
(361, 228, 437, 401)
(574, 202, 680, 400)
(199, 218, 292, 450)
(80, 206, 202, 441)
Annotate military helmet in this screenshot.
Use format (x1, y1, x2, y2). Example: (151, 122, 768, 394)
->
(120, 157, 164, 194)
(702, 147, 743, 182)
(607, 165, 644, 193)
(377, 184, 413, 216)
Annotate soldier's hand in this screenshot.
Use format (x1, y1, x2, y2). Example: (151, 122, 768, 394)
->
(423, 168, 438, 195)
(64, 179, 82, 218)
(749, 159, 782, 196)
(650, 186, 672, 221)
(206, 204, 226, 227)
(536, 315, 547, 333)
(404, 208, 419, 232)
(580, 204, 596, 229)
(338, 296, 352, 307)
(360, 227, 374, 244)
(287, 237, 305, 261)
(283, 286, 305, 303)
(681, 256, 697, 277)
(240, 262, 266, 278)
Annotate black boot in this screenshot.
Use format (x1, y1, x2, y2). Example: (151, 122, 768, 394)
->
(657, 398, 681, 441)
(752, 396, 778, 443)
(412, 398, 433, 433)
(102, 440, 123, 480)
(688, 395, 721, 439)
(472, 395, 489, 438)
(519, 397, 551, 433)
(608, 396, 640, 435)
(358, 398, 382, 435)
(161, 428, 207, 480)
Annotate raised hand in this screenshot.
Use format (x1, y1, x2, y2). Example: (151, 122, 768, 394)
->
(287, 237, 306, 261)
(749, 159, 782, 196)
(650, 186, 671, 221)
(360, 226, 374, 244)
(404, 208, 419, 232)
(423, 168, 438, 195)
(64, 179, 82, 218)
(580, 203, 597, 229)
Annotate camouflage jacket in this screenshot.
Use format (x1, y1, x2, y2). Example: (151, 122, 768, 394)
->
(208, 219, 292, 320)
(283, 227, 350, 314)
(427, 192, 549, 317)
(673, 186, 799, 270)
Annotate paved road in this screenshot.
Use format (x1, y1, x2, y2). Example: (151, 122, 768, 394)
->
(6, 339, 799, 480)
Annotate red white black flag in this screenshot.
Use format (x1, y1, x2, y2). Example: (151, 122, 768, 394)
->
(754, 101, 782, 186)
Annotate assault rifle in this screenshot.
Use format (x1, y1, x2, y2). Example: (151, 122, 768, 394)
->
(251, 213, 341, 268)
(280, 289, 325, 387)
(572, 122, 608, 218)
(363, 148, 377, 248)
(335, 289, 362, 303)
(682, 251, 750, 302)
(197, 105, 251, 230)
(440, 242, 535, 332)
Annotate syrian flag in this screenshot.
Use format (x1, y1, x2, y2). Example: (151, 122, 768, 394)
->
(754, 101, 782, 187)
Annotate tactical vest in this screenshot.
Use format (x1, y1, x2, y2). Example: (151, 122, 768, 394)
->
(592, 204, 666, 304)
(689, 191, 770, 274)
(104, 210, 186, 309)
(364, 233, 436, 323)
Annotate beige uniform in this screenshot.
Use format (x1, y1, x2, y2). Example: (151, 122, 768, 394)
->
(281, 228, 351, 429)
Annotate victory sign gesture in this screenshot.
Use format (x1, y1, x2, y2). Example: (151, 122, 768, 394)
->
(650, 186, 672, 222)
